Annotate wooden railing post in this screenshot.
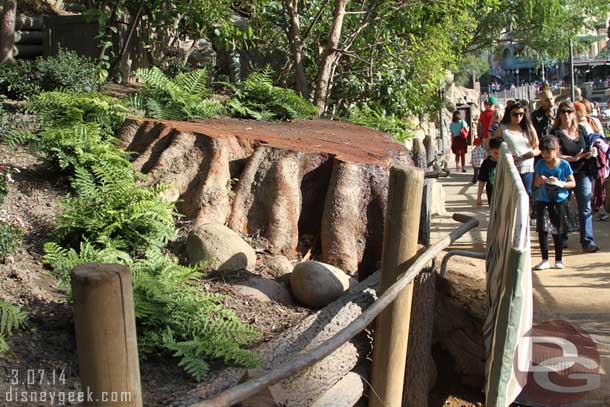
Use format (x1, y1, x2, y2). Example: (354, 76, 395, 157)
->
(71, 263, 143, 407)
(369, 166, 424, 407)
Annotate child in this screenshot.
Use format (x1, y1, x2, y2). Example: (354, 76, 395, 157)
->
(470, 138, 486, 184)
(533, 136, 576, 270)
(476, 137, 502, 207)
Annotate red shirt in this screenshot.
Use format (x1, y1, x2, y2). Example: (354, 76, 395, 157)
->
(479, 107, 495, 139)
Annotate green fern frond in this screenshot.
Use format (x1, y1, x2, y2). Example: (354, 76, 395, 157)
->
(0, 299, 27, 338)
(175, 69, 209, 97)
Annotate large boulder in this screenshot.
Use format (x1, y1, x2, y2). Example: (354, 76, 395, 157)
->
(186, 223, 256, 272)
(290, 261, 353, 308)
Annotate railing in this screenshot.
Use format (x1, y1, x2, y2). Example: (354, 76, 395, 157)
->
(191, 208, 478, 406)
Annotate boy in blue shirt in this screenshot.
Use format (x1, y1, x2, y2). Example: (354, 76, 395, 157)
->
(533, 136, 576, 270)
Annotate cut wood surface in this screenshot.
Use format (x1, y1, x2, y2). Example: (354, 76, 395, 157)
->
(118, 117, 411, 276)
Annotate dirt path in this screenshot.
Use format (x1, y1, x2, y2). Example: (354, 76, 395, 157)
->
(431, 169, 610, 406)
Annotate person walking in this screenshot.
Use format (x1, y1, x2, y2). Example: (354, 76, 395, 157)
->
(552, 100, 600, 252)
(479, 96, 497, 150)
(449, 110, 469, 172)
(533, 136, 576, 270)
(493, 100, 540, 195)
(531, 90, 555, 140)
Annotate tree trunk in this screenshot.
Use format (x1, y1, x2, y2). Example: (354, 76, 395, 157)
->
(0, 0, 17, 64)
(313, 0, 349, 116)
(283, 0, 309, 98)
(118, 117, 412, 276)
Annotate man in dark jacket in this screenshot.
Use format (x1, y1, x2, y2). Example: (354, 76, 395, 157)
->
(531, 90, 555, 139)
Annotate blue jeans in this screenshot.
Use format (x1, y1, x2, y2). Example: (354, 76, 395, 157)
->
(574, 173, 596, 248)
(520, 172, 533, 196)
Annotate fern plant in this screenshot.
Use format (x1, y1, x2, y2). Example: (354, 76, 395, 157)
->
(43, 245, 261, 380)
(0, 222, 24, 262)
(131, 67, 224, 120)
(347, 103, 414, 143)
(226, 66, 318, 121)
(0, 299, 27, 354)
(51, 164, 176, 257)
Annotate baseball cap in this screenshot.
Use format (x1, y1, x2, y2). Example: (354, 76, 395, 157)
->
(487, 96, 497, 105)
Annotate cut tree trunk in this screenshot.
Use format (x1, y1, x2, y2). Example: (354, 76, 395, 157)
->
(117, 117, 411, 276)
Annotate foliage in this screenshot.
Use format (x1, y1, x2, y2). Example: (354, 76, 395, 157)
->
(0, 61, 42, 100)
(27, 92, 127, 134)
(0, 50, 104, 100)
(43, 243, 261, 380)
(51, 164, 176, 256)
(465, 0, 610, 59)
(23, 90, 260, 381)
(0, 223, 24, 263)
(131, 67, 224, 120)
(227, 67, 317, 121)
(452, 55, 490, 87)
(36, 49, 105, 93)
(0, 299, 27, 354)
(347, 103, 413, 143)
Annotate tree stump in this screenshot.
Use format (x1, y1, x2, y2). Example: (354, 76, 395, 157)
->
(118, 117, 412, 277)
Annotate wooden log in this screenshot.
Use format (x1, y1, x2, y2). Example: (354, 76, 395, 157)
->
(71, 263, 142, 407)
(14, 30, 43, 44)
(370, 166, 424, 407)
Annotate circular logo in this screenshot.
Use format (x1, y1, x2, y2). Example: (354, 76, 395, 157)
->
(514, 320, 600, 405)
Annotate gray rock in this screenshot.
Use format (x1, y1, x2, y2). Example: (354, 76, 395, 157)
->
(266, 255, 293, 279)
(233, 276, 294, 305)
(187, 223, 256, 272)
(290, 261, 352, 308)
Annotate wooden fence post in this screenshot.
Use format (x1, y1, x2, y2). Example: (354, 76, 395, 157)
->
(71, 263, 143, 407)
(369, 166, 424, 407)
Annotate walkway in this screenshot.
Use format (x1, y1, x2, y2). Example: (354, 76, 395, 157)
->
(431, 170, 610, 406)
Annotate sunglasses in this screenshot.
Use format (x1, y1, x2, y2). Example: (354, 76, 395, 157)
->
(559, 109, 574, 114)
(511, 112, 525, 117)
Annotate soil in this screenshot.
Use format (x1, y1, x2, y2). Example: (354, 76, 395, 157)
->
(0, 136, 482, 407)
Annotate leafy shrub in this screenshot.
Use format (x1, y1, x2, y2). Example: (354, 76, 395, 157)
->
(0, 299, 27, 354)
(0, 50, 104, 100)
(347, 103, 413, 143)
(131, 67, 224, 120)
(0, 61, 41, 99)
(0, 222, 23, 262)
(227, 67, 318, 121)
(36, 49, 104, 93)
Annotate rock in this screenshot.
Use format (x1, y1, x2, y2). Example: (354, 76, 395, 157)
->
(186, 223, 256, 272)
(290, 261, 353, 308)
(232, 276, 294, 305)
(266, 255, 293, 279)
(310, 372, 363, 407)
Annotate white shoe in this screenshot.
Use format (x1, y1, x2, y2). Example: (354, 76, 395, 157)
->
(554, 261, 564, 269)
(534, 260, 550, 270)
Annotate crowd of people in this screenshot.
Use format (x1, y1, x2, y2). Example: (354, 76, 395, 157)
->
(449, 91, 609, 270)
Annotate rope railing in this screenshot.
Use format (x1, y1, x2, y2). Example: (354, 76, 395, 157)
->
(191, 213, 479, 407)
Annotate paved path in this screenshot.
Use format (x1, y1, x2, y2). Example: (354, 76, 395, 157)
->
(431, 169, 610, 407)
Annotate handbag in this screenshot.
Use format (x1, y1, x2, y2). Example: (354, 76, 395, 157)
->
(459, 126, 469, 140)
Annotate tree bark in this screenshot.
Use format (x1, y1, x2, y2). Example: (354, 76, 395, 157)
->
(313, 0, 349, 116)
(283, 0, 309, 99)
(0, 0, 17, 64)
